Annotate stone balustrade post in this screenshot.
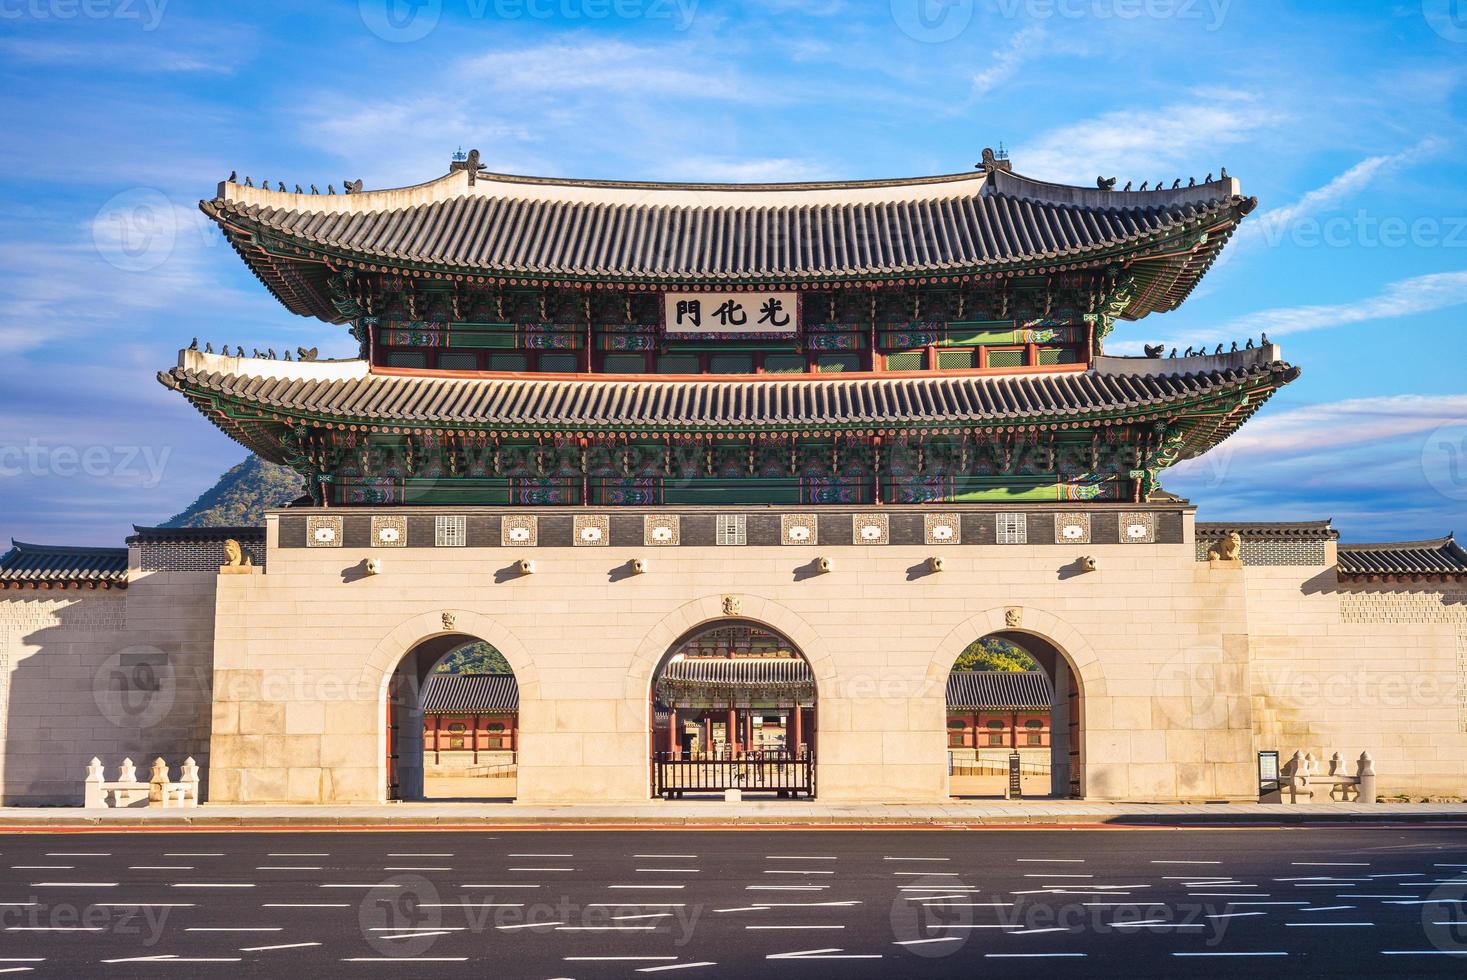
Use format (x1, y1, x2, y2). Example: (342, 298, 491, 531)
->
(1357, 751, 1377, 803)
(84, 758, 106, 808)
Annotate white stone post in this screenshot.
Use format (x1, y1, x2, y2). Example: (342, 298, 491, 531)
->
(1356, 752, 1376, 803)
(180, 757, 201, 806)
(149, 757, 170, 806)
(84, 758, 107, 808)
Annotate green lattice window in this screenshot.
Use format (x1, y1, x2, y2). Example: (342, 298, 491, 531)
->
(657, 354, 700, 374)
(763, 354, 806, 374)
(885, 350, 925, 371)
(815, 353, 859, 373)
(385, 351, 427, 369)
(539, 353, 579, 373)
(488, 353, 528, 371)
(602, 353, 646, 373)
(937, 349, 978, 370)
(1036, 347, 1080, 365)
(437, 352, 478, 371)
(986, 348, 1026, 369)
(710, 354, 755, 374)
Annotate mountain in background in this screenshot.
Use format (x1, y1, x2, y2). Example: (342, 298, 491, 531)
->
(162, 455, 306, 528)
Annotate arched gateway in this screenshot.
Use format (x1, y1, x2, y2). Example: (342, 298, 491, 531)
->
(385, 633, 521, 801)
(649, 622, 816, 798)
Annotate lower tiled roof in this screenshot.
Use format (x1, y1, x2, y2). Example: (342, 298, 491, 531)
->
(421, 673, 519, 713)
(1337, 535, 1466, 579)
(0, 541, 129, 588)
(946, 670, 1054, 710)
(1195, 520, 1337, 540)
(128, 525, 265, 544)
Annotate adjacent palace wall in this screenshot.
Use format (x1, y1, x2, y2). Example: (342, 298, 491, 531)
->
(3, 513, 1461, 805)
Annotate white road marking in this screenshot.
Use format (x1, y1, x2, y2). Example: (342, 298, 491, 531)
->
(0, 968, 33, 974)
(165, 853, 223, 857)
(1153, 860, 1222, 865)
(5, 927, 104, 932)
(256, 867, 321, 871)
(766, 948, 881, 960)
(557, 926, 659, 931)
(634, 854, 697, 859)
(508, 867, 575, 872)
(883, 857, 948, 861)
(746, 886, 827, 891)
(102, 956, 243, 964)
(1024, 874, 1093, 879)
(461, 884, 541, 889)
(268, 853, 329, 857)
(11, 866, 71, 870)
(240, 943, 321, 952)
(900, 887, 980, 892)
(172, 883, 254, 888)
(985, 953, 1086, 958)
(45, 853, 108, 857)
(1205, 912, 1266, 919)
(320, 884, 397, 889)
(1382, 951, 1467, 956)
(509, 853, 573, 857)
(895, 938, 962, 946)
(1284, 922, 1375, 927)
(496, 921, 564, 930)
(746, 925, 845, 930)
(612, 914, 674, 921)
(565, 957, 677, 962)
(1013, 927, 1070, 935)
(636, 964, 716, 973)
(378, 932, 455, 940)
(263, 903, 349, 908)
(419, 903, 524, 908)
(30, 882, 117, 888)
(764, 870, 834, 875)
(186, 927, 282, 933)
(383, 867, 451, 872)
(92, 903, 193, 909)
(130, 866, 193, 871)
(387, 853, 452, 858)
(892, 872, 956, 877)
(636, 869, 699, 873)
(929, 925, 1022, 930)
(1293, 862, 1369, 867)
(1298, 905, 1356, 912)
(367, 928, 467, 933)
(1174, 952, 1287, 957)
(766, 856, 837, 860)
(610, 885, 685, 890)
(583, 903, 686, 909)
(342, 957, 469, 962)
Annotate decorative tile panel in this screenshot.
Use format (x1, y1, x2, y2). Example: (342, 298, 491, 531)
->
(1119, 512, 1155, 544)
(306, 515, 343, 548)
(1054, 513, 1091, 544)
(574, 514, 610, 547)
(924, 513, 961, 545)
(852, 513, 889, 545)
(781, 514, 818, 545)
(716, 514, 747, 546)
(501, 515, 537, 547)
(434, 515, 466, 547)
(996, 513, 1026, 544)
(371, 515, 407, 548)
(644, 514, 680, 546)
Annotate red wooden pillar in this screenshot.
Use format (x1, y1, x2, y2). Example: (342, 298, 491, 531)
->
(727, 707, 738, 755)
(1011, 710, 1018, 751)
(791, 703, 803, 754)
(667, 706, 679, 757)
(473, 713, 481, 764)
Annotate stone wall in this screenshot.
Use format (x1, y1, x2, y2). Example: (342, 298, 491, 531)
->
(0, 565, 217, 804)
(206, 506, 1261, 804)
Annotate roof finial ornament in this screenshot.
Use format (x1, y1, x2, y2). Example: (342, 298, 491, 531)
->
(1260, 332, 1269, 346)
(344, 179, 363, 194)
(189, 337, 198, 351)
(451, 148, 489, 184)
(1122, 181, 1132, 191)
(1188, 176, 1196, 187)
(204, 342, 213, 353)
(1206, 172, 1214, 183)
(1220, 166, 1228, 179)
(228, 169, 236, 182)
(1169, 347, 1177, 358)
(1230, 341, 1238, 352)
(235, 345, 244, 357)
(283, 349, 292, 361)
(244, 176, 253, 187)
(979, 146, 1012, 173)
(1171, 179, 1181, 189)
(1245, 337, 1255, 350)
(1139, 181, 1148, 191)
(1214, 343, 1224, 355)
(268, 348, 277, 359)
(1097, 175, 1116, 191)
(328, 184, 336, 194)
(1143, 343, 1164, 359)
(294, 184, 303, 194)
(297, 346, 319, 362)
(310, 184, 319, 194)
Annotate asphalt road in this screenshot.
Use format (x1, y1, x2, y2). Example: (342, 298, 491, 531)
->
(0, 827, 1463, 978)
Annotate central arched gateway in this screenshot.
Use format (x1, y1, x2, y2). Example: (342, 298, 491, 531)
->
(649, 621, 816, 798)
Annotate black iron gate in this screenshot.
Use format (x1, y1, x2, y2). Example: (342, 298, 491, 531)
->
(653, 749, 814, 798)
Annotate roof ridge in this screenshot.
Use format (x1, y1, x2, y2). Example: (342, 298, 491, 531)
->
(8, 540, 128, 555)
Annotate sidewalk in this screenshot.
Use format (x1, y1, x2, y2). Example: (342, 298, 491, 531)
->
(3, 799, 1466, 829)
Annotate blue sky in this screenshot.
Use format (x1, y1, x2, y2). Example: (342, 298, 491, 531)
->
(2, 0, 1466, 545)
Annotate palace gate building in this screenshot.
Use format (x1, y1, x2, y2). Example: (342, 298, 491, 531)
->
(2, 151, 1464, 805)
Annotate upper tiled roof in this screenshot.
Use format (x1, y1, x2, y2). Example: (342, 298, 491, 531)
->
(946, 669, 1054, 710)
(421, 673, 519, 713)
(0, 541, 128, 589)
(159, 346, 1297, 453)
(659, 657, 814, 688)
(201, 159, 1253, 321)
(1337, 535, 1467, 579)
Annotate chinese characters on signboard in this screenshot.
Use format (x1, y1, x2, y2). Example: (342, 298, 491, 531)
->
(663, 291, 800, 336)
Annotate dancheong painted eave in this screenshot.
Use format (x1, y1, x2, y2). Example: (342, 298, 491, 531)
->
(200, 156, 1255, 323)
(157, 345, 1298, 461)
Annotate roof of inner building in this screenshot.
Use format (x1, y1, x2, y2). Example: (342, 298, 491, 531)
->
(127, 525, 266, 544)
(200, 162, 1254, 321)
(946, 670, 1055, 710)
(159, 346, 1298, 460)
(0, 540, 129, 588)
(421, 672, 519, 713)
(659, 657, 815, 688)
(1336, 534, 1467, 578)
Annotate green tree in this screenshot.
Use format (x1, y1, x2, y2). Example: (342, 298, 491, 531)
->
(164, 455, 305, 527)
(435, 642, 512, 674)
(952, 636, 1039, 672)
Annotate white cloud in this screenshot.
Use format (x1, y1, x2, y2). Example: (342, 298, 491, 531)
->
(1216, 269, 1467, 342)
(461, 40, 755, 101)
(970, 25, 1046, 99)
(1014, 90, 1274, 185)
(657, 156, 834, 183)
(1241, 137, 1445, 248)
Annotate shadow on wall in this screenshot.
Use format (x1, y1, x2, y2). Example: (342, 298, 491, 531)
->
(3, 573, 216, 806)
